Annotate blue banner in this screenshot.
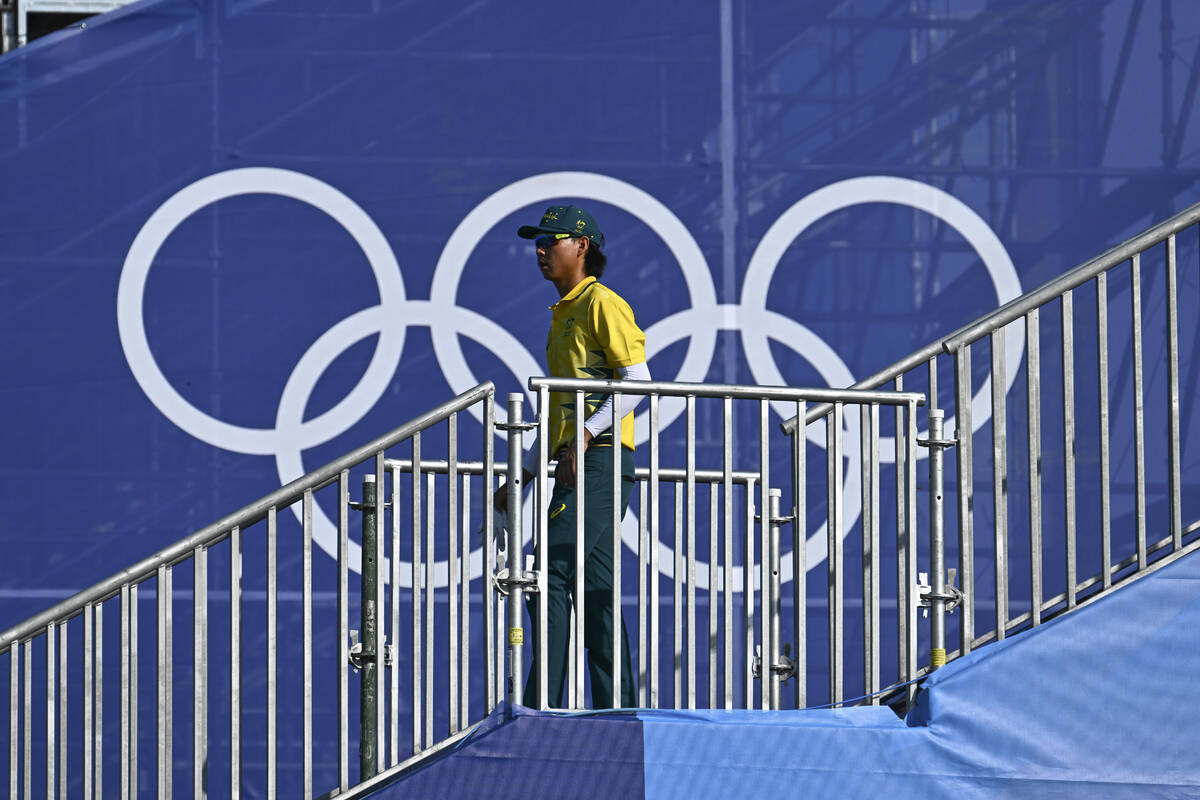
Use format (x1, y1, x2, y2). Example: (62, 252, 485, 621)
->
(1, 0, 1198, 794)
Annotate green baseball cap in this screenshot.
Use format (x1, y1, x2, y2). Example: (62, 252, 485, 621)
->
(517, 205, 605, 249)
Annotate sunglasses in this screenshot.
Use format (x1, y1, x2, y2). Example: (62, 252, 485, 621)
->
(534, 233, 579, 249)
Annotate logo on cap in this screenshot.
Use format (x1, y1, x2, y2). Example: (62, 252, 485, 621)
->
(517, 204, 605, 249)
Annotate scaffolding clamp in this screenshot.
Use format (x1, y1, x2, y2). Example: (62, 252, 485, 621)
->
(492, 567, 539, 597)
(917, 569, 963, 616)
(751, 643, 797, 683)
(348, 631, 396, 672)
(494, 421, 537, 433)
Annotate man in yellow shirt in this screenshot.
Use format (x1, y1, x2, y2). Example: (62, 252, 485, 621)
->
(512, 204, 650, 708)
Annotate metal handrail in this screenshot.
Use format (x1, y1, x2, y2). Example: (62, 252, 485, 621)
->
(531, 376, 925, 407)
(385, 457, 763, 484)
(782, 199, 1200, 432)
(3, 380, 499, 800)
(0, 380, 494, 651)
(786, 200, 1199, 677)
(522, 374, 926, 712)
(941, 200, 1200, 352)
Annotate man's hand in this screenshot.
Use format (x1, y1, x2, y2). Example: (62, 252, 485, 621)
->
(554, 430, 593, 487)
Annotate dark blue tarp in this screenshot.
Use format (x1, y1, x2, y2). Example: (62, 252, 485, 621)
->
(375, 705, 644, 800)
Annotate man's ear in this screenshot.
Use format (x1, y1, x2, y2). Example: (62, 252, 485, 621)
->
(577, 236, 590, 256)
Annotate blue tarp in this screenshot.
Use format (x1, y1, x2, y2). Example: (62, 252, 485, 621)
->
(371, 705, 645, 800)
(376, 548, 1200, 798)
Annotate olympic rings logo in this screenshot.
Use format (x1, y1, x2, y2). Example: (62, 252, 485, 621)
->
(117, 168, 1022, 589)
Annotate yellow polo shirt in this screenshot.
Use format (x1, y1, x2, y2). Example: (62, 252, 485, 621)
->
(546, 276, 645, 453)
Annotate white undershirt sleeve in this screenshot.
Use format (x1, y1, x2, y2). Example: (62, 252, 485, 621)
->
(520, 361, 652, 477)
(584, 361, 652, 438)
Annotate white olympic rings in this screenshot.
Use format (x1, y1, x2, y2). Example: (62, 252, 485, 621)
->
(118, 168, 1021, 588)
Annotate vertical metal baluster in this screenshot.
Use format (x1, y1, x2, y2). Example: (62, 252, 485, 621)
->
(482, 394, 496, 716)
(929, 356, 938, 413)
(744, 477, 755, 709)
(1165, 235, 1182, 550)
(894, 377, 909, 684)
(95, 611, 103, 800)
(157, 566, 170, 800)
(792, 400, 806, 709)
(929, 410, 949, 672)
(24, 639, 32, 800)
(230, 526, 241, 800)
(859, 410, 878, 705)
(10, 640, 18, 800)
(685, 395, 697, 709)
(194, 547, 208, 800)
(460, 472, 471, 731)
(866, 404, 880, 703)
(58, 624, 65, 800)
(165, 568, 175, 800)
(266, 509, 277, 799)
(84, 607, 93, 800)
(1131, 254, 1147, 569)
(708, 484, 718, 710)
(537, 386, 550, 710)
(496, 596, 506, 714)
(46, 623, 55, 800)
(638, 482, 648, 709)
(992, 328, 1009, 638)
(827, 404, 843, 705)
(916, 362, 936, 681)
(390, 467, 401, 762)
(338, 471, 349, 793)
(905, 401, 919, 695)
(612, 393, 624, 709)
(302, 492, 313, 798)
(359, 487, 382, 777)
(447, 416, 459, 735)
(164, 567, 174, 800)
(759, 398, 771, 711)
(767, 489, 783, 710)
(424, 474, 435, 741)
(410, 435, 422, 752)
(954, 345, 975, 653)
(1062, 292, 1077, 609)
(374, 452, 386, 770)
(1026, 310, 1043, 625)
(649, 394, 661, 709)
(360, 472, 381, 780)
(1097, 273, 1112, 589)
(860, 405, 872, 702)
(673, 484, 683, 709)
(130, 586, 138, 800)
(121, 588, 129, 800)
(573, 391, 586, 710)
(722, 397, 734, 710)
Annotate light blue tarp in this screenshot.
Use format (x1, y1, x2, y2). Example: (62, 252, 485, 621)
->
(642, 548, 1200, 798)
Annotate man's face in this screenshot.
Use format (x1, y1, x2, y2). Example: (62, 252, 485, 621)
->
(536, 234, 587, 283)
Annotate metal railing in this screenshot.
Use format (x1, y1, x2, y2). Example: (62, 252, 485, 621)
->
(3, 201, 1196, 797)
(381, 456, 768, 714)
(0, 382, 497, 800)
(521, 378, 927, 711)
(785, 200, 1200, 668)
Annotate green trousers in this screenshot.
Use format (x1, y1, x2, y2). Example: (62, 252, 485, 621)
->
(523, 445, 636, 708)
